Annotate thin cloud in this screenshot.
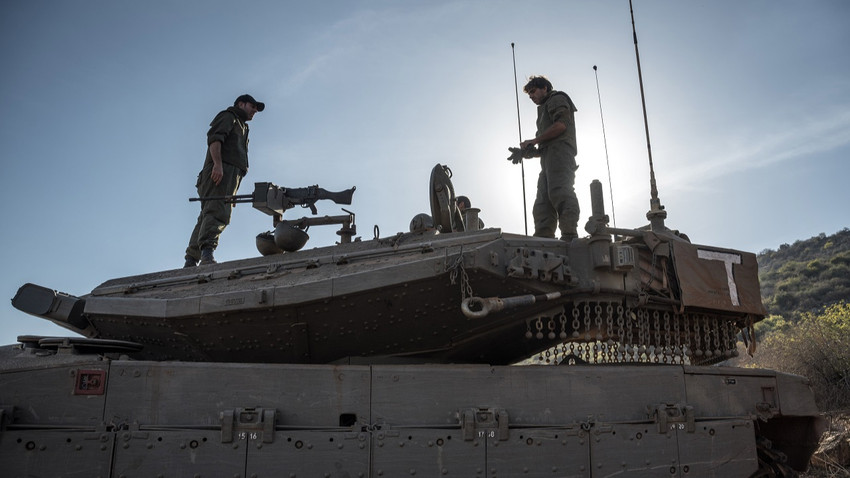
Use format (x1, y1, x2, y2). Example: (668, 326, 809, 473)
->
(664, 106, 850, 191)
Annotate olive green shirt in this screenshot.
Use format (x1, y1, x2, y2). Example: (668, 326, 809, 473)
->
(206, 106, 250, 175)
(536, 90, 578, 154)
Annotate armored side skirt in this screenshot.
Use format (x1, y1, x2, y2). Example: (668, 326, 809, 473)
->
(0, 354, 823, 477)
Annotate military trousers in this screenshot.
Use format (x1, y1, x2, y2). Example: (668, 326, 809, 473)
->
(185, 162, 244, 260)
(532, 141, 580, 239)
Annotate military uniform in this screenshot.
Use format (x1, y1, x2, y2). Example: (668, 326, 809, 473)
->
(185, 106, 251, 262)
(532, 90, 580, 239)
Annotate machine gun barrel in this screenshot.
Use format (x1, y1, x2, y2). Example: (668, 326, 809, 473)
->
(191, 182, 356, 219)
(188, 194, 253, 203)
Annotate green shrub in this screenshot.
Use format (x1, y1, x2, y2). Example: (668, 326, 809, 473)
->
(742, 302, 850, 411)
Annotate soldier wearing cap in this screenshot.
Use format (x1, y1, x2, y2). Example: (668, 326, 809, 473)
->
(184, 94, 265, 267)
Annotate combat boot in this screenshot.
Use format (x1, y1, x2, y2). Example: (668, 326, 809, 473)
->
(183, 254, 198, 268)
(200, 248, 217, 265)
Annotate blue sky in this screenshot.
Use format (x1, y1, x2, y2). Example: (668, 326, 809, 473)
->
(2, 0, 849, 345)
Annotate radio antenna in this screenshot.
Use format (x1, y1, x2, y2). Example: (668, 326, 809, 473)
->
(629, 0, 667, 229)
(592, 65, 617, 228)
(511, 42, 529, 235)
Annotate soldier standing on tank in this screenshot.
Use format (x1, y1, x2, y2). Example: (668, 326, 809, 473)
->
(509, 76, 580, 241)
(184, 94, 264, 267)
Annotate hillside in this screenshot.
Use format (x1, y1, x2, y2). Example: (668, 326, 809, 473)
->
(757, 228, 850, 320)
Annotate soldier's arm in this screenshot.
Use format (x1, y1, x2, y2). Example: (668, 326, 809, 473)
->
(209, 141, 224, 185)
(547, 94, 575, 130)
(521, 122, 567, 148)
(206, 111, 235, 186)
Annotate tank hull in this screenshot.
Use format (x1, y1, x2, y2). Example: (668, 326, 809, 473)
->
(11, 228, 767, 366)
(0, 344, 824, 477)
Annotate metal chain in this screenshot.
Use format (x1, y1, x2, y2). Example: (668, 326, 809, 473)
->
(663, 312, 671, 364)
(712, 317, 721, 357)
(448, 254, 474, 300)
(571, 305, 581, 339)
(673, 313, 681, 363)
(626, 309, 635, 362)
(721, 320, 731, 357)
(653, 311, 661, 363)
(594, 304, 603, 363)
(559, 312, 568, 340)
(604, 304, 612, 362)
(637, 309, 646, 362)
(535, 303, 739, 366)
(595, 304, 604, 341)
(616, 305, 625, 347)
(693, 315, 702, 358)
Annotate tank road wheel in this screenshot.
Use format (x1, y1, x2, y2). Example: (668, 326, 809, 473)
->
(750, 436, 799, 478)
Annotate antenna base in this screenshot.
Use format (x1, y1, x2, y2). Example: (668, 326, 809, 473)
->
(585, 179, 611, 237)
(646, 198, 667, 231)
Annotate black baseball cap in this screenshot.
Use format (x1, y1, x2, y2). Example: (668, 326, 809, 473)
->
(234, 94, 265, 111)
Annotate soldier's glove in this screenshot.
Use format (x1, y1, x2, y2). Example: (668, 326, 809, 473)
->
(507, 145, 536, 164)
(507, 147, 523, 164)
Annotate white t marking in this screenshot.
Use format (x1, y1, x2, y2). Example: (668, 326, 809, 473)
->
(697, 250, 742, 306)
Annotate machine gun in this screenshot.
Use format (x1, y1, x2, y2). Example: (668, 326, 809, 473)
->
(191, 181, 356, 223)
(191, 182, 358, 252)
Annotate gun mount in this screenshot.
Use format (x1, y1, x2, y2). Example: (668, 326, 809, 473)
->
(191, 181, 355, 220)
(192, 181, 357, 253)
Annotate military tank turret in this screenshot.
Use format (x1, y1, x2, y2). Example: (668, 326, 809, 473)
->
(1, 164, 825, 477)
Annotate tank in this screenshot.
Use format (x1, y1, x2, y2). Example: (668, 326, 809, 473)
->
(1, 164, 825, 477)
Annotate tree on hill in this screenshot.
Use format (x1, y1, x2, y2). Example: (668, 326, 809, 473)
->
(757, 228, 850, 322)
(734, 228, 850, 412)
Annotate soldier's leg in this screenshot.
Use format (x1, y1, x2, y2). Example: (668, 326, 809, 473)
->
(185, 213, 203, 261)
(185, 171, 206, 262)
(197, 163, 243, 251)
(545, 143, 580, 239)
(532, 156, 558, 238)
